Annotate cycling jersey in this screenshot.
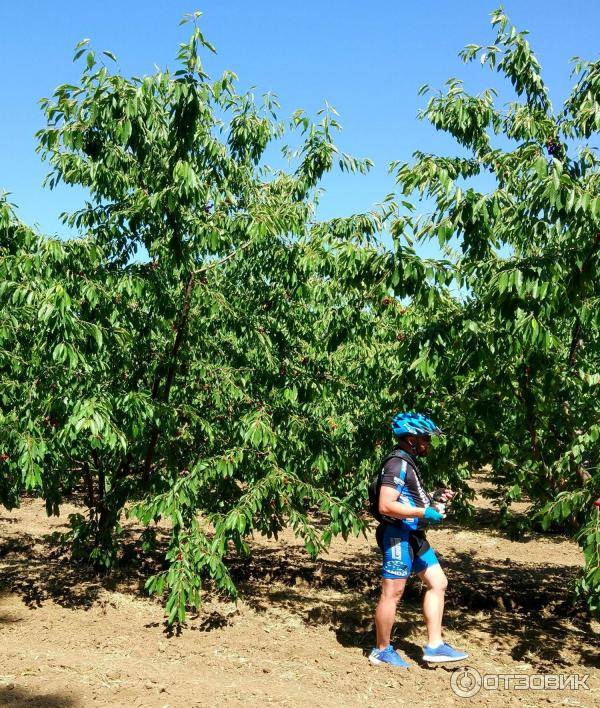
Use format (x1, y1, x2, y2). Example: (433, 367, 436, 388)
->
(379, 448, 432, 531)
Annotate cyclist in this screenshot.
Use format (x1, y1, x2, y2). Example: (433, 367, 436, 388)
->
(369, 412, 468, 668)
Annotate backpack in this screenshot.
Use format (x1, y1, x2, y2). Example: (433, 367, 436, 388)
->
(368, 448, 417, 524)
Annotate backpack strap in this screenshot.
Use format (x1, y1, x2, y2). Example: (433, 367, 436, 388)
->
(378, 448, 417, 480)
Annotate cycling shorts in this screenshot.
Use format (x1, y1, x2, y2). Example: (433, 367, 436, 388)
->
(376, 523, 439, 579)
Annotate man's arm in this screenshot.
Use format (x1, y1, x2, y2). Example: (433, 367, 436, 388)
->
(378, 485, 426, 520)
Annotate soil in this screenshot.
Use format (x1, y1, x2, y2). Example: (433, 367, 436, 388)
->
(0, 472, 598, 707)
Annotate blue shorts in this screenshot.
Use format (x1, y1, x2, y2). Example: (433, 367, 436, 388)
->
(376, 523, 439, 579)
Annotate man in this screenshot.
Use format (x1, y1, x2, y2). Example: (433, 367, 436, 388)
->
(369, 412, 468, 668)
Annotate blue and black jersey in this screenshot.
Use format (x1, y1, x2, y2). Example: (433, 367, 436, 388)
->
(379, 449, 432, 530)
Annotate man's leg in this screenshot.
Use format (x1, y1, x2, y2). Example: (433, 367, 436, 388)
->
(416, 562, 447, 648)
(374, 578, 407, 649)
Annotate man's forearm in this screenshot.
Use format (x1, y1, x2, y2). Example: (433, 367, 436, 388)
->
(379, 501, 425, 519)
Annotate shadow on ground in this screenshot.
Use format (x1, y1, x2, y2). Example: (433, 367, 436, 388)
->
(1, 498, 597, 674)
(0, 555, 104, 611)
(0, 521, 163, 612)
(223, 542, 597, 672)
(0, 685, 78, 707)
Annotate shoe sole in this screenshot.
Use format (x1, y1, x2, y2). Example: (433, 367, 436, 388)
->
(423, 654, 469, 663)
(369, 655, 409, 668)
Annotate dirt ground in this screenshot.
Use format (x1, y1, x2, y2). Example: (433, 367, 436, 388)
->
(1, 473, 599, 707)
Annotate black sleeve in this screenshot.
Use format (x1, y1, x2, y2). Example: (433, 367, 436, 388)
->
(380, 457, 403, 488)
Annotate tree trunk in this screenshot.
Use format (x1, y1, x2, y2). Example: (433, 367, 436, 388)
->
(83, 461, 95, 518)
(142, 270, 196, 484)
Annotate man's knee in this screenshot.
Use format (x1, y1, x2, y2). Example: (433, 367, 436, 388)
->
(436, 572, 448, 593)
(381, 579, 406, 602)
(422, 567, 448, 593)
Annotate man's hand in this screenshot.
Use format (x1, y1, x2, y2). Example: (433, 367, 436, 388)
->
(423, 507, 445, 524)
(433, 488, 455, 504)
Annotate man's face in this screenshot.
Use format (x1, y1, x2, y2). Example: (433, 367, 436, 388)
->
(410, 434, 432, 456)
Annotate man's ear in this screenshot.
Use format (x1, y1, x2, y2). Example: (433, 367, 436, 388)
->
(405, 435, 416, 448)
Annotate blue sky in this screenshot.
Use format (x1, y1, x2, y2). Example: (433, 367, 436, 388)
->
(0, 0, 598, 253)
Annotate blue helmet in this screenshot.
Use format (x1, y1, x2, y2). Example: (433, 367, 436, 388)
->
(391, 412, 444, 438)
